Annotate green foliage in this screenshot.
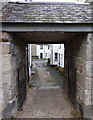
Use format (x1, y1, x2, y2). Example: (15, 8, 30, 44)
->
(32, 56, 39, 59)
(47, 58, 50, 65)
(28, 82, 33, 88)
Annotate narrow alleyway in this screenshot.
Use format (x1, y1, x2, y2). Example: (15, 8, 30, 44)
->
(16, 60, 80, 118)
(31, 59, 64, 89)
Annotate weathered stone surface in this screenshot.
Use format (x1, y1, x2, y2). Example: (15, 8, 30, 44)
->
(2, 71, 18, 88)
(2, 97, 18, 118)
(85, 77, 92, 90)
(2, 84, 18, 108)
(2, 42, 11, 55)
(64, 33, 93, 118)
(2, 56, 17, 72)
(1, 32, 28, 118)
(82, 104, 92, 118)
(76, 72, 86, 89)
(2, 32, 12, 42)
(83, 89, 92, 106)
(85, 61, 93, 77)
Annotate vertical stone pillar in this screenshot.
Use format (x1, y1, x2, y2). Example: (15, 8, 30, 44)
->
(1, 32, 19, 118)
(82, 33, 93, 118)
(64, 33, 93, 118)
(0, 32, 28, 118)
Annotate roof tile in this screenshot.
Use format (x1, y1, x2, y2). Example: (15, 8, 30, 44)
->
(1, 2, 92, 23)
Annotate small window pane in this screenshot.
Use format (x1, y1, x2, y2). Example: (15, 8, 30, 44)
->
(55, 53, 58, 61)
(40, 45, 43, 49)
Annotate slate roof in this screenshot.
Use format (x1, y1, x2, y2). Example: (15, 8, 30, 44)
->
(2, 2, 92, 23)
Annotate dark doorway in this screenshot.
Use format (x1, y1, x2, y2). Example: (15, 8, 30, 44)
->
(40, 53, 43, 59)
(59, 54, 60, 66)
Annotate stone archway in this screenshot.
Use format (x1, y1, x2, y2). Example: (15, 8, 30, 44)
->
(1, 31, 93, 119)
(1, 1, 93, 118)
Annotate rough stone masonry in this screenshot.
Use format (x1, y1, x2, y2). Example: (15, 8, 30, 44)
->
(1, 32, 28, 118)
(64, 33, 93, 118)
(1, 2, 93, 119)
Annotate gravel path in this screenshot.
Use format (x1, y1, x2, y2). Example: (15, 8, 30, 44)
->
(16, 60, 79, 118)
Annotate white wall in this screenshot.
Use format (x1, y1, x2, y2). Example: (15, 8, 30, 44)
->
(44, 45, 51, 59)
(58, 44, 64, 68)
(37, 44, 51, 59)
(37, 45, 44, 59)
(50, 44, 64, 68)
(53, 44, 59, 65)
(28, 44, 32, 76)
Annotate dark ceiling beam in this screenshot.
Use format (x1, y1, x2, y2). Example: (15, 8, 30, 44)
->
(2, 23, 93, 32)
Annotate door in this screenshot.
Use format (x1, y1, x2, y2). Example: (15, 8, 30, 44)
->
(68, 57, 76, 106)
(59, 54, 60, 66)
(17, 63, 26, 111)
(40, 53, 43, 59)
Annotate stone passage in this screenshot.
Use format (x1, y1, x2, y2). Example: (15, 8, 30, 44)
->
(1, 32, 28, 118)
(0, 32, 93, 119)
(64, 33, 93, 118)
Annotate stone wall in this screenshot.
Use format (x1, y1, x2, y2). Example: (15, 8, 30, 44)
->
(64, 33, 93, 118)
(1, 32, 28, 118)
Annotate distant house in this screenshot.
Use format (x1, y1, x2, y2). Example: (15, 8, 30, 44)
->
(29, 44, 64, 67)
(37, 44, 51, 59)
(31, 44, 37, 58)
(50, 44, 64, 68)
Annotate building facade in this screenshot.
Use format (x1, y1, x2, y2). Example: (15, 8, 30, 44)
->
(50, 44, 64, 68)
(31, 44, 37, 58)
(37, 44, 51, 59)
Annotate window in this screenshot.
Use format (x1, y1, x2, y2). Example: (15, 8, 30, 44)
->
(48, 45, 50, 50)
(55, 53, 58, 61)
(40, 45, 43, 49)
(59, 44, 61, 49)
(46, 53, 47, 57)
(40, 53, 43, 59)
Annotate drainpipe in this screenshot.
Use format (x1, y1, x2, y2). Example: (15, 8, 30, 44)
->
(27, 45, 29, 83)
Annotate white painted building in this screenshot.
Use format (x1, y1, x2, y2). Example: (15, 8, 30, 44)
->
(29, 44, 64, 68)
(50, 44, 64, 68)
(37, 44, 51, 59)
(28, 44, 32, 76)
(58, 44, 64, 68)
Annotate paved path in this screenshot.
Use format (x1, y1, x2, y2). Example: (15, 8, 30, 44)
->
(31, 59, 64, 88)
(16, 60, 79, 118)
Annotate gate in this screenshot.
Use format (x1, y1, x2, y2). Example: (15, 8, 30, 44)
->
(17, 63, 26, 111)
(68, 57, 76, 106)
